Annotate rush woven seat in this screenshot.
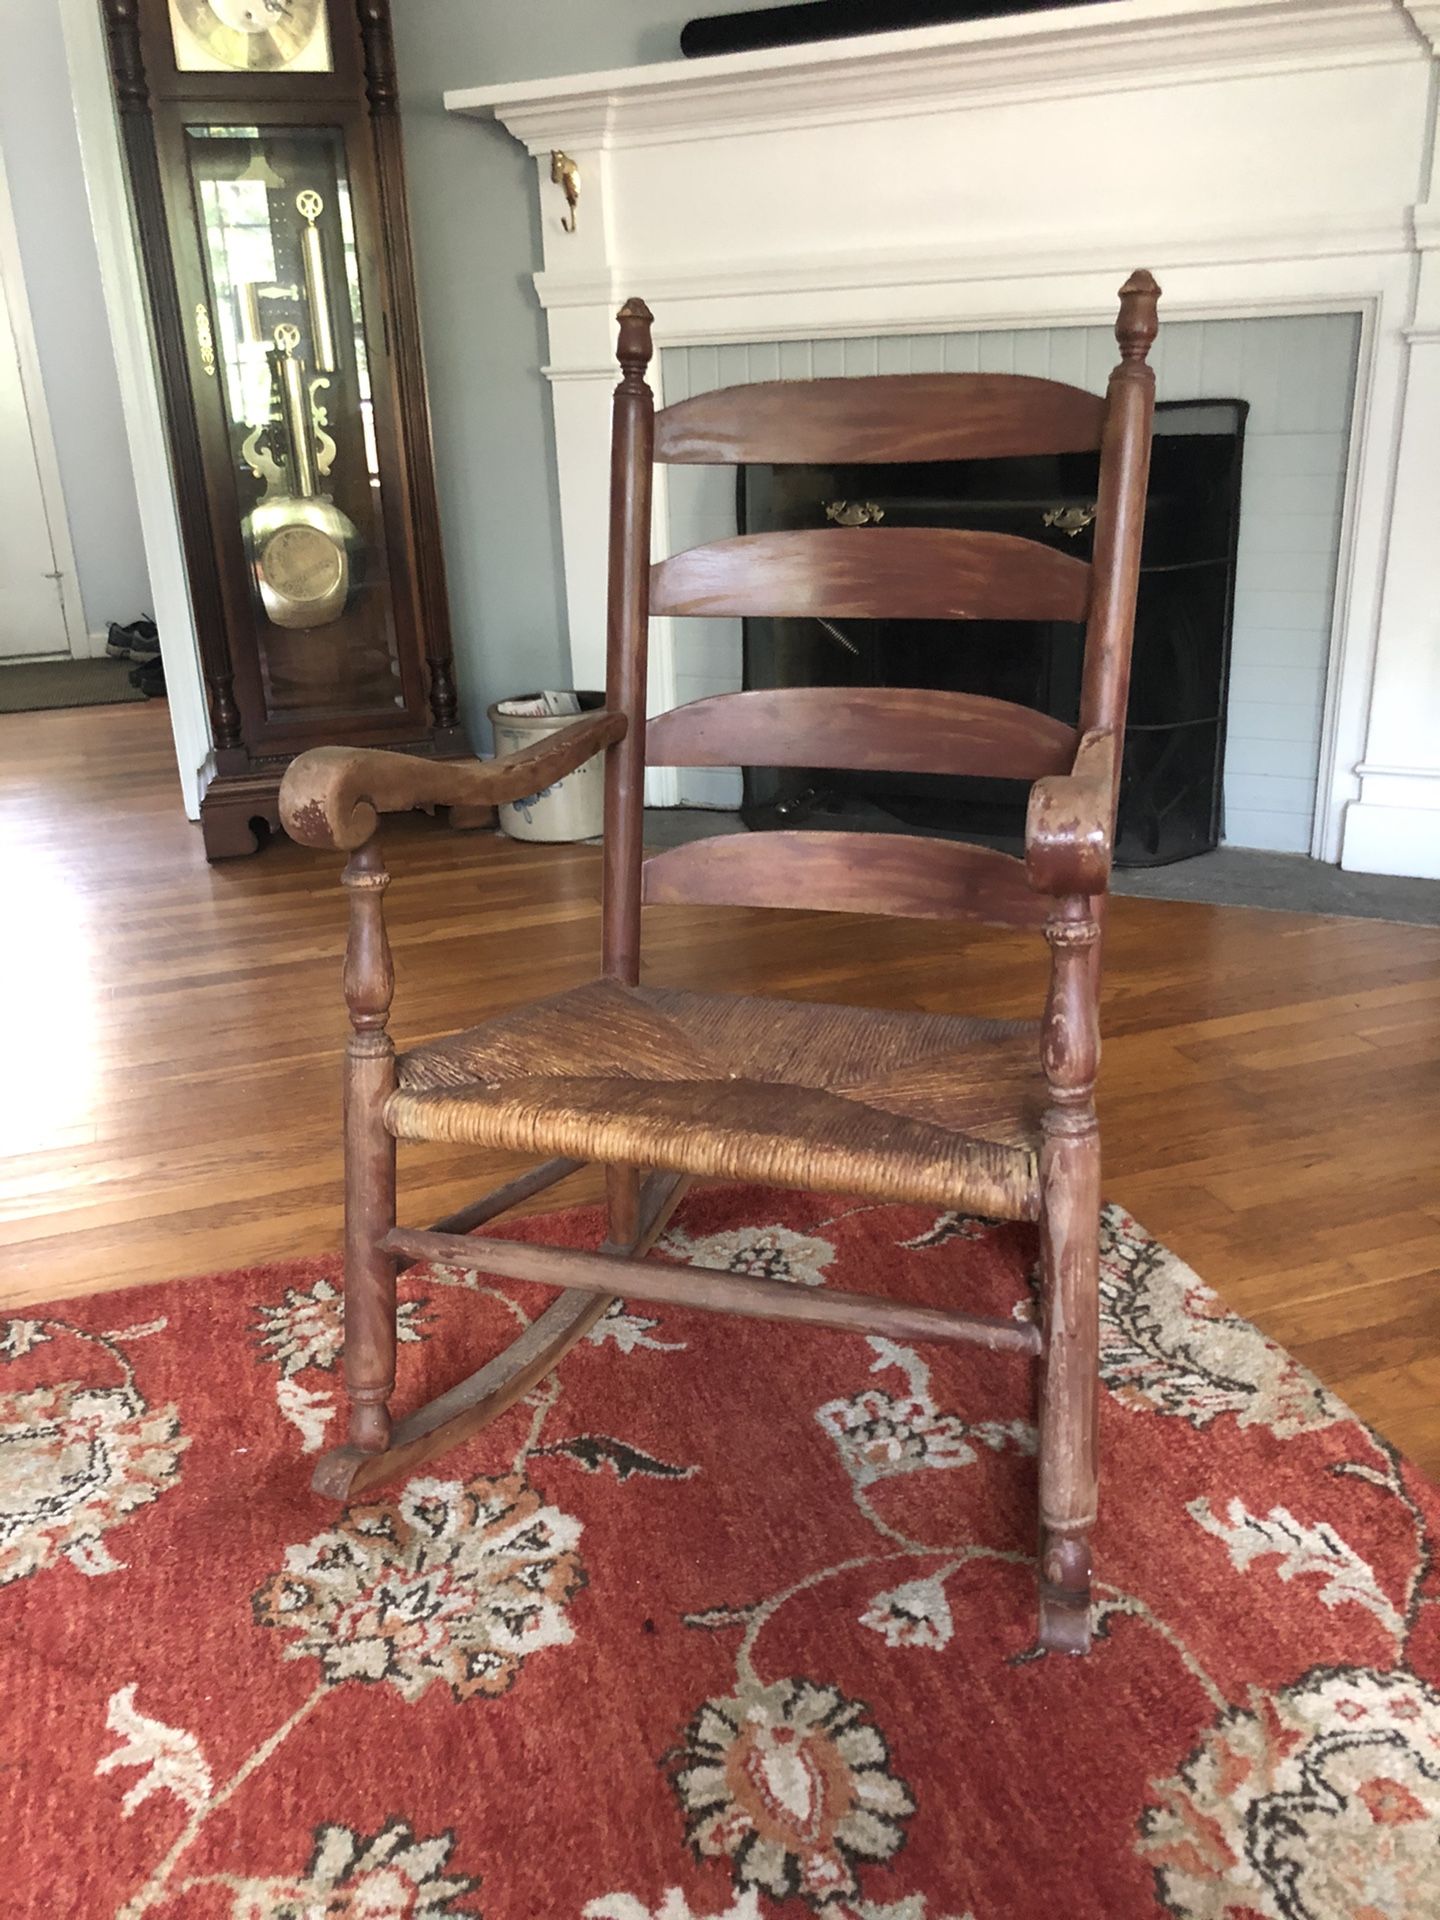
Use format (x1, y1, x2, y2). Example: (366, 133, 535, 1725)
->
(387, 979, 1044, 1215)
(279, 272, 1162, 1652)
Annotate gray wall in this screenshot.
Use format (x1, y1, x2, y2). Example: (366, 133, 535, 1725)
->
(391, 0, 773, 747)
(0, 0, 150, 636)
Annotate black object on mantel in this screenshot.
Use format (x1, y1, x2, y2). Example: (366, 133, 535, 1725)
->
(738, 400, 1249, 869)
(682, 0, 1103, 59)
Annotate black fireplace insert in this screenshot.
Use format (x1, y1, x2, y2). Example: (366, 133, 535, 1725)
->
(736, 398, 1248, 867)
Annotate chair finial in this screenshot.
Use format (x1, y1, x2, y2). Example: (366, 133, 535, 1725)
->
(1116, 270, 1160, 363)
(616, 298, 654, 381)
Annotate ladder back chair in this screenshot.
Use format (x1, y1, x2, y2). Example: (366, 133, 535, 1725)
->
(279, 271, 1160, 1654)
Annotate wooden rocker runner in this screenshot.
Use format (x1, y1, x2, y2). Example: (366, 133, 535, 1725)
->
(279, 272, 1161, 1654)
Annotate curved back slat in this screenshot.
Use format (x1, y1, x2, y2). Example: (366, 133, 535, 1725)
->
(647, 687, 1078, 780)
(654, 373, 1107, 465)
(650, 528, 1090, 624)
(642, 830, 1047, 930)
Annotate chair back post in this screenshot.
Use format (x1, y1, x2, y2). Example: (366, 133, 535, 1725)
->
(1079, 269, 1161, 821)
(601, 297, 656, 985)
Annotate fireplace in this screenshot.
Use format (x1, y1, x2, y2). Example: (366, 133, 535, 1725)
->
(661, 310, 1355, 857)
(736, 398, 1246, 866)
(449, 0, 1440, 878)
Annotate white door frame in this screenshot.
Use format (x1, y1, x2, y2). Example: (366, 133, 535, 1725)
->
(58, 0, 213, 819)
(0, 138, 89, 662)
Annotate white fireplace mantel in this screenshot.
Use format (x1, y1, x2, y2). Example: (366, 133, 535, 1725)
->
(451, 0, 1431, 148)
(448, 0, 1440, 876)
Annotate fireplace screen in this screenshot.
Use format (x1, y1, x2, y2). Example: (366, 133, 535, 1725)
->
(737, 399, 1248, 867)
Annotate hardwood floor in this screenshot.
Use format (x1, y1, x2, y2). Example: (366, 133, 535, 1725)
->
(3, 701, 1438, 1473)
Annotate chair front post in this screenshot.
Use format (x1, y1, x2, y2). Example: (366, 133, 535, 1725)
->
(1036, 893, 1103, 1652)
(340, 838, 398, 1454)
(1031, 276, 1158, 1651)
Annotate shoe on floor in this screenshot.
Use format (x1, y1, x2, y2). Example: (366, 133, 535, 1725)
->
(128, 657, 166, 700)
(106, 617, 160, 663)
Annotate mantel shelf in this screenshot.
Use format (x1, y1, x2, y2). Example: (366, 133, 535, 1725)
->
(444, 0, 1427, 151)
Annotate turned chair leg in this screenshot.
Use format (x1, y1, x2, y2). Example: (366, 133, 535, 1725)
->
(1036, 1130, 1101, 1653)
(603, 1164, 641, 1250)
(341, 843, 398, 1455)
(1036, 897, 1103, 1654)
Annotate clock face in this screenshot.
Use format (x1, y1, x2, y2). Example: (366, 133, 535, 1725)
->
(168, 0, 333, 74)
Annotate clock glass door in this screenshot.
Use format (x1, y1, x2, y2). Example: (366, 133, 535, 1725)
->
(185, 124, 411, 734)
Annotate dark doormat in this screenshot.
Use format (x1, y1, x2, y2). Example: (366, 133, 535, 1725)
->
(0, 658, 149, 714)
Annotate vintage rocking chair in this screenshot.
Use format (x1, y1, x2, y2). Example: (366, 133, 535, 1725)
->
(279, 271, 1160, 1653)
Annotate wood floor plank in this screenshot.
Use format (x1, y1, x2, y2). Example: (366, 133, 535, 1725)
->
(2, 701, 1438, 1477)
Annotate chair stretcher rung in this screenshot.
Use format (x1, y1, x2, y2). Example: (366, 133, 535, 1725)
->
(382, 1225, 1043, 1357)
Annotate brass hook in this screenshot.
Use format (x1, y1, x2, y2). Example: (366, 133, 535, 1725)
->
(550, 151, 580, 234)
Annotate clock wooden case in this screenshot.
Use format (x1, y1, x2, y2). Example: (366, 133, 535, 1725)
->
(103, 0, 470, 857)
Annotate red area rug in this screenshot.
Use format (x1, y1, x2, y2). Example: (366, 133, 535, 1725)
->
(5, 1186, 1439, 1920)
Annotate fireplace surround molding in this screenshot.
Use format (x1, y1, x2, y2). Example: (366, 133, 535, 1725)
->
(449, 0, 1440, 876)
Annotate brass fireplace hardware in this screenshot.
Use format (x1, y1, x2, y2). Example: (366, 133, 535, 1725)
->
(816, 618, 860, 657)
(1043, 503, 1097, 537)
(550, 151, 580, 232)
(296, 189, 337, 373)
(823, 500, 885, 527)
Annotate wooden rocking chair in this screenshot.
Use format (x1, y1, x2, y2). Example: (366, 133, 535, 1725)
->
(279, 272, 1160, 1653)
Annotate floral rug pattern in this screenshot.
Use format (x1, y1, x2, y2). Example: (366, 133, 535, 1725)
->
(3, 1188, 1438, 1919)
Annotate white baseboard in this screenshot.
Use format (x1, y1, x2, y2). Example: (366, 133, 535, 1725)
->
(1340, 800, 1440, 880)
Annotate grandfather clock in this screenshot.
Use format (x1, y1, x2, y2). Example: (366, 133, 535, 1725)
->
(103, 0, 470, 857)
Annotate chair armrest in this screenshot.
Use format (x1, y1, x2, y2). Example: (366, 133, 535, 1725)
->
(1025, 727, 1118, 897)
(279, 709, 628, 851)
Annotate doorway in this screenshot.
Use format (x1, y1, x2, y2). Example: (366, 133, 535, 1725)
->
(0, 143, 84, 664)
